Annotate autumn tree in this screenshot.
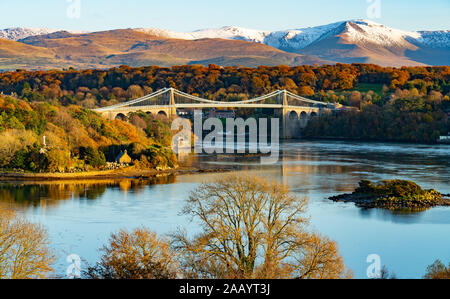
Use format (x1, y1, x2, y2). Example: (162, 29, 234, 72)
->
(173, 174, 351, 279)
(126, 85, 144, 99)
(348, 91, 362, 108)
(299, 86, 315, 96)
(291, 233, 350, 279)
(0, 208, 55, 279)
(0, 130, 37, 167)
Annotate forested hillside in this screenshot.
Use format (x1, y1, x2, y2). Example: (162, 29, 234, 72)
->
(0, 95, 176, 173)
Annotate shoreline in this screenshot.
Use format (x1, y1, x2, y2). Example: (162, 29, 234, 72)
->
(1, 139, 448, 183)
(301, 136, 449, 145)
(0, 165, 237, 183)
(329, 193, 450, 211)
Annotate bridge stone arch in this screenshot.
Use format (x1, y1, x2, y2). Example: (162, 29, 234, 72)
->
(282, 107, 321, 138)
(157, 110, 168, 118)
(115, 113, 127, 121)
(289, 111, 299, 120)
(299, 111, 309, 128)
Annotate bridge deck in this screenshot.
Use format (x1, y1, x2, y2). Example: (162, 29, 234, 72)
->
(99, 104, 323, 113)
(94, 88, 342, 114)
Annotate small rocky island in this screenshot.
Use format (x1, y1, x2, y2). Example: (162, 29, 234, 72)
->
(330, 180, 450, 211)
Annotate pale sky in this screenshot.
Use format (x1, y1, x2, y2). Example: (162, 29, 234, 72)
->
(0, 0, 449, 32)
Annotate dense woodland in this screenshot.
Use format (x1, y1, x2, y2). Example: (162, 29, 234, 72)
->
(0, 94, 176, 173)
(304, 89, 450, 143)
(0, 64, 448, 107)
(0, 64, 449, 171)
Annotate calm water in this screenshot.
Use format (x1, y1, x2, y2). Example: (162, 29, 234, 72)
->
(1, 141, 449, 278)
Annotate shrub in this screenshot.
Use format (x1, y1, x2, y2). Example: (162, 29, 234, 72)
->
(424, 260, 450, 279)
(354, 179, 444, 211)
(85, 228, 178, 279)
(356, 180, 428, 197)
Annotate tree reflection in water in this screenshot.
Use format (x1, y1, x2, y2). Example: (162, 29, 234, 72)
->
(0, 174, 177, 211)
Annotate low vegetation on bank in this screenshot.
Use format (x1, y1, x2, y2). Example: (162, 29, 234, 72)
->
(330, 180, 450, 211)
(0, 94, 177, 174)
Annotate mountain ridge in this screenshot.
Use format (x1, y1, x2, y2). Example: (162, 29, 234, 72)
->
(0, 20, 449, 70)
(0, 29, 329, 71)
(135, 20, 450, 50)
(3, 19, 449, 50)
(0, 27, 87, 41)
(135, 20, 450, 66)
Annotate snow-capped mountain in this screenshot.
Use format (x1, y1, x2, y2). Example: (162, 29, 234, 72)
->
(414, 31, 450, 48)
(135, 20, 449, 66)
(136, 23, 346, 49)
(3, 21, 449, 51)
(335, 20, 422, 47)
(263, 21, 350, 51)
(0, 28, 60, 41)
(0, 27, 87, 41)
(135, 20, 450, 51)
(136, 26, 270, 43)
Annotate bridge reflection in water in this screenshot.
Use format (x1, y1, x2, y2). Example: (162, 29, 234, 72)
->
(95, 88, 348, 139)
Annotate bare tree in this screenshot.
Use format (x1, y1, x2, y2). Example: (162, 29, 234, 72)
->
(0, 208, 55, 279)
(292, 233, 352, 279)
(376, 266, 397, 280)
(173, 174, 351, 279)
(85, 228, 179, 279)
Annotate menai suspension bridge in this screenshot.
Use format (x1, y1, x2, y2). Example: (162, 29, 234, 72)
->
(94, 88, 346, 138)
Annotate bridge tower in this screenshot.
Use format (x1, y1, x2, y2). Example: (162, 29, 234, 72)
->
(281, 90, 290, 139)
(168, 88, 177, 120)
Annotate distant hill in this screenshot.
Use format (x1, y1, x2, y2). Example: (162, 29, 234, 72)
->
(0, 38, 85, 71)
(0, 29, 328, 70)
(0, 20, 448, 70)
(0, 28, 59, 41)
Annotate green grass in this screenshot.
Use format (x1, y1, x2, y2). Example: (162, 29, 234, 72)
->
(329, 83, 384, 98)
(352, 83, 384, 95)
